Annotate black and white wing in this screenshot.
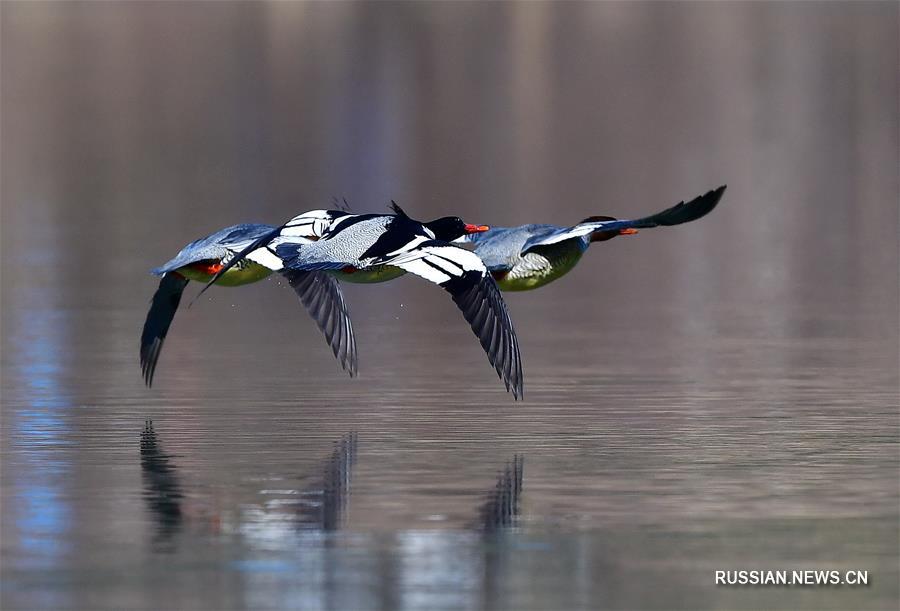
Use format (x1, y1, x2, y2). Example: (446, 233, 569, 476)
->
(377, 241, 524, 399)
(282, 270, 358, 377)
(274, 209, 350, 244)
(521, 185, 726, 254)
(140, 272, 190, 387)
(236, 210, 354, 273)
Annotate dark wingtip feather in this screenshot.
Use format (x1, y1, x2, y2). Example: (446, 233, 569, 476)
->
(283, 270, 360, 378)
(653, 184, 726, 227)
(679, 184, 726, 224)
(140, 273, 189, 387)
(140, 339, 163, 387)
(446, 272, 524, 400)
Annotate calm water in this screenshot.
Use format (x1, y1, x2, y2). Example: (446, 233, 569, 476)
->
(2, 2, 898, 610)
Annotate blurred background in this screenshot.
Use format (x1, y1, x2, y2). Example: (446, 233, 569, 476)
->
(1, 2, 897, 609)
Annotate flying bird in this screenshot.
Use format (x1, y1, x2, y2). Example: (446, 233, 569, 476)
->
(458, 185, 726, 290)
(141, 217, 357, 386)
(200, 204, 524, 399)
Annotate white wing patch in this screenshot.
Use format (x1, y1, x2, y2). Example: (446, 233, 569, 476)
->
(426, 254, 464, 276)
(381, 234, 431, 259)
(245, 247, 285, 271)
(396, 258, 453, 284)
(384, 243, 486, 286)
(322, 213, 359, 235)
(259, 209, 358, 268)
(282, 210, 341, 240)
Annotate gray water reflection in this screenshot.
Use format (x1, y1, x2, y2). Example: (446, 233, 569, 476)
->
(2, 1, 899, 609)
(478, 455, 524, 532)
(140, 420, 183, 547)
(295, 431, 357, 531)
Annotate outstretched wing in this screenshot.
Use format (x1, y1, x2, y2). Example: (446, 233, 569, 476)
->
(522, 185, 726, 254)
(140, 272, 190, 387)
(378, 242, 524, 399)
(282, 270, 358, 377)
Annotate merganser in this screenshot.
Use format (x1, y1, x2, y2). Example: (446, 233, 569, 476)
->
(141, 218, 357, 386)
(199, 204, 524, 399)
(458, 185, 726, 291)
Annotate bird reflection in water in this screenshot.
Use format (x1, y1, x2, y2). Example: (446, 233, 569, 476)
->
(477, 454, 525, 610)
(297, 432, 357, 531)
(140, 420, 183, 547)
(478, 454, 524, 531)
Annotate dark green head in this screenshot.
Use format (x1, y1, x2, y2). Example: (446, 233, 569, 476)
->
(425, 216, 490, 241)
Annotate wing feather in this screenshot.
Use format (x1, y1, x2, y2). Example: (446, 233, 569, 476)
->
(282, 270, 358, 377)
(522, 185, 726, 254)
(381, 242, 523, 399)
(140, 272, 189, 387)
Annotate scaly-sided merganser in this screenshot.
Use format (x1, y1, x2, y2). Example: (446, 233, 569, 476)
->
(458, 186, 726, 291)
(198, 204, 524, 399)
(141, 219, 357, 386)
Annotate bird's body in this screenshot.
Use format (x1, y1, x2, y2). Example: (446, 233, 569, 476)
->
(332, 265, 407, 284)
(461, 185, 726, 291)
(174, 259, 272, 286)
(499, 241, 586, 291)
(272, 213, 434, 268)
(151, 223, 280, 285)
(261, 211, 409, 283)
(468, 224, 589, 291)
(141, 220, 357, 386)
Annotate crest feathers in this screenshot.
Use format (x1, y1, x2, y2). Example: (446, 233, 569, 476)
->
(390, 201, 410, 218)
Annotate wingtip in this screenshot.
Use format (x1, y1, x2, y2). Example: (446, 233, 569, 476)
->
(140, 360, 153, 388)
(284, 270, 360, 381)
(666, 184, 725, 226)
(140, 342, 159, 387)
(512, 375, 523, 400)
(706, 184, 727, 210)
(503, 370, 523, 400)
(478, 274, 523, 402)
